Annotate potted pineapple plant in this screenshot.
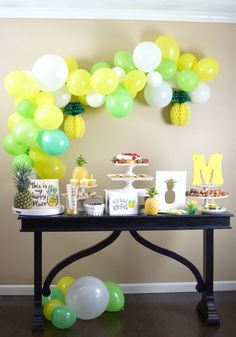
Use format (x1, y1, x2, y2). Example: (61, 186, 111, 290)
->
(145, 187, 159, 215)
(13, 164, 33, 209)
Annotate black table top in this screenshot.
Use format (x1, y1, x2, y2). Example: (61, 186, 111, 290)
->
(19, 212, 233, 232)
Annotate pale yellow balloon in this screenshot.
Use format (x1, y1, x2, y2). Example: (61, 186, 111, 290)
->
(78, 94, 89, 105)
(4, 71, 39, 99)
(34, 104, 63, 130)
(64, 57, 78, 73)
(7, 112, 23, 131)
(178, 53, 197, 71)
(194, 57, 219, 81)
(124, 70, 146, 93)
(155, 35, 180, 63)
(32, 92, 54, 106)
(91, 68, 119, 94)
(56, 276, 75, 295)
(67, 69, 91, 96)
(34, 157, 66, 179)
(29, 144, 48, 162)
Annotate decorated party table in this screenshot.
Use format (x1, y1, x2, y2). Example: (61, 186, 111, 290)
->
(19, 211, 233, 332)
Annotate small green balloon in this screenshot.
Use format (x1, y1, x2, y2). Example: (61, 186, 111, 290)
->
(3, 134, 28, 155)
(104, 280, 125, 312)
(90, 62, 110, 74)
(17, 99, 37, 118)
(157, 60, 177, 80)
(114, 51, 136, 73)
(51, 305, 77, 329)
(177, 69, 199, 92)
(12, 119, 39, 147)
(42, 287, 65, 306)
(12, 154, 32, 169)
(105, 86, 133, 118)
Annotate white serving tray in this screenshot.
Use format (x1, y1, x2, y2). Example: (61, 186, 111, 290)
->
(12, 205, 64, 216)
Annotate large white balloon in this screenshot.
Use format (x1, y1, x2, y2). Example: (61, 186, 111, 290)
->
(52, 85, 71, 107)
(32, 54, 68, 92)
(190, 83, 211, 103)
(147, 71, 163, 87)
(66, 276, 109, 320)
(133, 41, 162, 72)
(86, 91, 106, 108)
(144, 82, 173, 108)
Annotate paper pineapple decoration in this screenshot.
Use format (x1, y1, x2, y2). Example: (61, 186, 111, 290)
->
(165, 179, 176, 204)
(170, 91, 191, 126)
(63, 102, 85, 139)
(72, 155, 89, 180)
(13, 164, 33, 209)
(145, 187, 159, 215)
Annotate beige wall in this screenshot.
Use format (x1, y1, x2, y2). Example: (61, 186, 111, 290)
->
(0, 19, 235, 285)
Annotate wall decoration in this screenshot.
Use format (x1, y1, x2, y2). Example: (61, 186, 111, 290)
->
(155, 171, 186, 210)
(3, 35, 219, 179)
(192, 153, 223, 185)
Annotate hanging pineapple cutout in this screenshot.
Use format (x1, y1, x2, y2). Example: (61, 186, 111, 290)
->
(170, 91, 191, 126)
(47, 185, 58, 207)
(165, 179, 176, 204)
(63, 102, 85, 139)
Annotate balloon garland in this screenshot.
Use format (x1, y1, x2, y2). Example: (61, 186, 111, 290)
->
(3, 35, 219, 179)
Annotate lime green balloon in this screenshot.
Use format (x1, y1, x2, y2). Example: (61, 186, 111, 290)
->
(7, 112, 24, 131)
(12, 119, 39, 147)
(105, 86, 133, 118)
(42, 287, 65, 307)
(90, 62, 110, 74)
(17, 100, 36, 118)
(177, 70, 199, 92)
(3, 134, 28, 155)
(114, 51, 136, 73)
(51, 306, 77, 329)
(12, 154, 32, 169)
(157, 60, 177, 80)
(104, 280, 125, 312)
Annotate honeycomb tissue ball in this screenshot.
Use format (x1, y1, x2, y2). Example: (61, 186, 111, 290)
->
(170, 103, 190, 126)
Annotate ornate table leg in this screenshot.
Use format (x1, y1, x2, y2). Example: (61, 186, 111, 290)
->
(197, 229, 220, 325)
(32, 231, 43, 332)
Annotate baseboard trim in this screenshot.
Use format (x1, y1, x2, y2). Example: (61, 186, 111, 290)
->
(0, 281, 235, 296)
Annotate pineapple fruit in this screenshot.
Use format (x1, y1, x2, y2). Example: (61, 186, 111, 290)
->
(63, 102, 85, 139)
(13, 164, 33, 209)
(165, 179, 176, 204)
(72, 155, 89, 180)
(47, 185, 58, 207)
(170, 91, 191, 126)
(145, 187, 159, 215)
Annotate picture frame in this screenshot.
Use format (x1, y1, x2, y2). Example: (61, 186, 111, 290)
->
(155, 171, 186, 211)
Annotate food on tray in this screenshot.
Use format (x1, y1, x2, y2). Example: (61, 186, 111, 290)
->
(186, 188, 229, 198)
(112, 153, 149, 164)
(109, 173, 150, 179)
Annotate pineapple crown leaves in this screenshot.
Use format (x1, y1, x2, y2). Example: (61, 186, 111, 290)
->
(13, 163, 32, 192)
(47, 185, 57, 195)
(76, 155, 87, 167)
(171, 90, 191, 104)
(147, 187, 158, 198)
(64, 102, 85, 115)
(165, 179, 177, 186)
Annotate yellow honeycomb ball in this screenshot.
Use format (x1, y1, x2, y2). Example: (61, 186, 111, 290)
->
(170, 103, 190, 126)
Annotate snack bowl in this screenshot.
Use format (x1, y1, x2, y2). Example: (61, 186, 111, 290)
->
(84, 202, 105, 216)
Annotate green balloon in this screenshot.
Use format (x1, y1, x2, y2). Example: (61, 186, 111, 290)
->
(51, 306, 77, 329)
(12, 154, 32, 169)
(157, 60, 177, 80)
(104, 280, 125, 312)
(114, 51, 135, 73)
(177, 69, 199, 92)
(90, 62, 110, 74)
(42, 287, 65, 307)
(105, 86, 133, 118)
(12, 119, 39, 147)
(3, 134, 28, 155)
(17, 99, 36, 118)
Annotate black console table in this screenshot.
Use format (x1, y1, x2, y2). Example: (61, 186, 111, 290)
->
(19, 212, 233, 332)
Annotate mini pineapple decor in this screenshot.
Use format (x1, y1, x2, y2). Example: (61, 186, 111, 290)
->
(72, 155, 89, 180)
(13, 164, 33, 209)
(63, 102, 85, 139)
(145, 187, 159, 216)
(170, 91, 191, 126)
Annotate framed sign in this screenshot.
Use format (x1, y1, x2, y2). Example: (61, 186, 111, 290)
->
(30, 179, 60, 209)
(105, 190, 138, 215)
(155, 171, 186, 210)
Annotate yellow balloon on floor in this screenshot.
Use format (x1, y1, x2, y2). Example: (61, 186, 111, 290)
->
(43, 300, 64, 321)
(91, 68, 119, 94)
(155, 35, 180, 63)
(56, 277, 75, 295)
(4, 71, 38, 99)
(194, 57, 219, 81)
(34, 104, 63, 129)
(34, 157, 66, 179)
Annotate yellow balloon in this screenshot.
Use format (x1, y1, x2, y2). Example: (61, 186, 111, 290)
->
(32, 92, 54, 106)
(91, 68, 119, 94)
(56, 276, 75, 295)
(178, 53, 197, 71)
(64, 57, 78, 74)
(43, 299, 64, 321)
(7, 112, 24, 131)
(29, 144, 48, 162)
(194, 57, 219, 81)
(34, 157, 66, 179)
(123, 70, 146, 93)
(34, 103, 63, 129)
(4, 71, 39, 99)
(155, 35, 180, 63)
(77, 94, 89, 105)
(67, 69, 91, 96)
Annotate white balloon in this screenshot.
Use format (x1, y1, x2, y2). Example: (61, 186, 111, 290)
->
(147, 71, 163, 87)
(112, 67, 125, 83)
(52, 85, 71, 107)
(32, 54, 68, 92)
(133, 41, 162, 72)
(144, 82, 173, 108)
(190, 83, 211, 103)
(66, 276, 109, 320)
(86, 91, 106, 107)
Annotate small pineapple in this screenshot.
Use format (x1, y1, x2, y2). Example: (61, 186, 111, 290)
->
(165, 179, 176, 204)
(13, 164, 33, 209)
(72, 155, 89, 180)
(145, 187, 159, 215)
(47, 185, 58, 207)
(63, 102, 85, 139)
(170, 91, 191, 126)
